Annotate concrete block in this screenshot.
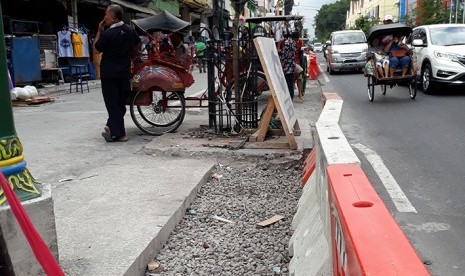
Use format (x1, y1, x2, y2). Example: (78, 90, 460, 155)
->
(317, 99, 343, 125)
(0, 183, 58, 276)
(315, 122, 360, 166)
(289, 191, 320, 256)
(292, 173, 317, 230)
(289, 198, 330, 276)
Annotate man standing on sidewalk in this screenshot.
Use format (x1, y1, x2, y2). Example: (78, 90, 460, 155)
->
(94, 4, 141, 142)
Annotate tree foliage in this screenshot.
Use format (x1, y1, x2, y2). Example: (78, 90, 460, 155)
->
(353, 16, 380, 36)
(313, 0, 350, 42)
(404, 0, 450, 26)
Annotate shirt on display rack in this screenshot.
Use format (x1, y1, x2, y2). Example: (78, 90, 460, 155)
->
(58, 29, 74, 57)
(57, 26, 91, 58)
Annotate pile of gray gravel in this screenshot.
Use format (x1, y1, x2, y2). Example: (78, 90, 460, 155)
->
(150, 158, 303, 275)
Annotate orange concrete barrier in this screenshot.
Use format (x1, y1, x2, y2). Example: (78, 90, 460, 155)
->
(308, 53, 320, 80)
(327, 164, 430, 275)
(301, 148, 316, 186)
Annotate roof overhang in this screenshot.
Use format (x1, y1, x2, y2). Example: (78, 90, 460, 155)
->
(245, 15, 304, 23)
(111, 0, 156, 15)
(182, 0, 213, 14)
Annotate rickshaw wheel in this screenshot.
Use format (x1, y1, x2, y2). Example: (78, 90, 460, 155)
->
(409, 79, 417, 100)
(130, 90, 186, 136)
(367, 76, 375, 102)
(380, 84, 387, 95)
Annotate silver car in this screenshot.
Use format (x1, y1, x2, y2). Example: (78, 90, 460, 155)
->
(326, 30, 368, 74)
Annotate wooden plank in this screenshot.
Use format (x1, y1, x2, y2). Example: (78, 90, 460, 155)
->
(229, 139, 291, 149)
(256, 98, 275, 142)
(249, 98, 275, 142)
(285, 131, 298, 150)
(257, 215, 285, 227)
(249, 131, 259, 142)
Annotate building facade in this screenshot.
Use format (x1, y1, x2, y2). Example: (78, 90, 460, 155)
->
(346, 0, 400, 28)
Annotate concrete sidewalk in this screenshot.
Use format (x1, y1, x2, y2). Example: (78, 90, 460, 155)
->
(13, 74, 322, 275)
(55, 156, 214, 275)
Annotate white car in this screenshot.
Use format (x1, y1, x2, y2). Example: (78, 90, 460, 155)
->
(325, 30, 368, 74)
(313, 43, 323, 52)
(409, 24, 465, 94)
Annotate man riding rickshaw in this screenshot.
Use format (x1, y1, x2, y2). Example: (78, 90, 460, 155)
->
(364, 23, 418, 102)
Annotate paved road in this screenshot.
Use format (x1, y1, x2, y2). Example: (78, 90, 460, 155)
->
(317, 53, 465, 276)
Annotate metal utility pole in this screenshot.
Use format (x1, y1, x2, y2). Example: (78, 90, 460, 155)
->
(450, 0, 453, 23)
(72, 0, 78, 27)
(455, 0, 459, 23)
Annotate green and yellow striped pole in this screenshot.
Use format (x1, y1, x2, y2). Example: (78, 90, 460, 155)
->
(0, 4, 41, 205)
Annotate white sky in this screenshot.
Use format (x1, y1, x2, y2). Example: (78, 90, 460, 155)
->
(292, 0, 340, 39)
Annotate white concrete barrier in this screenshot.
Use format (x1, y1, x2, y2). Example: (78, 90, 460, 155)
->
(289, 94, 360, 276)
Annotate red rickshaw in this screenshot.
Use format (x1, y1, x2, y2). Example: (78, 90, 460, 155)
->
(129, 11, 194, 135)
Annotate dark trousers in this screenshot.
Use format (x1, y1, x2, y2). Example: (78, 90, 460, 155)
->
(285, 73, 294, 99)
(197, 57, 205, 72)
(101, 78, 130, 138)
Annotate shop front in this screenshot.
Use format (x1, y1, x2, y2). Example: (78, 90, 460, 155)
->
(1, 0, 157, 86)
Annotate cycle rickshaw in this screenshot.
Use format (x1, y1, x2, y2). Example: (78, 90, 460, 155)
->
(129, 11, 194, 136)
(128, 13, 303, 135)
(128, 12, 272, 135)
(364, 23, 418, 102)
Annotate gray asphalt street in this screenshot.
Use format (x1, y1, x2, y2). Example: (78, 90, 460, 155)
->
(317, 52, 465, 276)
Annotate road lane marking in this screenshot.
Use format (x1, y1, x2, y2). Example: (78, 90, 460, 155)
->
(405, 222, 451, 233)
(317, 64, 330, 83)
(352, 143, 417, 213)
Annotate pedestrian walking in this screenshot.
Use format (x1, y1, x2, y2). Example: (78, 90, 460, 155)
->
(94, 4, 141, 142)
(188, 36, 196, 72)
(281, 30, 297, 99)
(194, 37, 206, 73)
(292, 31, 304, 102)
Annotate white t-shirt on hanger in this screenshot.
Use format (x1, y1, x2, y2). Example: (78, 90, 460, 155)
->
(58, 30, 74, 57)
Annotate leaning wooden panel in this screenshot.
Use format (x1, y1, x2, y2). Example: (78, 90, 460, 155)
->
(253, 37, 298, 149)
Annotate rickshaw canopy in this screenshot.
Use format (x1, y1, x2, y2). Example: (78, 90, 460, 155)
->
(367, 23, 412, 42)
(132, 11, 190, 35)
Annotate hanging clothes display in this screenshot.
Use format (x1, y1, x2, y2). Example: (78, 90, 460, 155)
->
(57, 29, 74, 57)
(79, 32, 90, 57)
(71, 32, 83, 57)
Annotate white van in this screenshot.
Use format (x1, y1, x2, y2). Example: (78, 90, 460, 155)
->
(325, 30, 368, 74)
